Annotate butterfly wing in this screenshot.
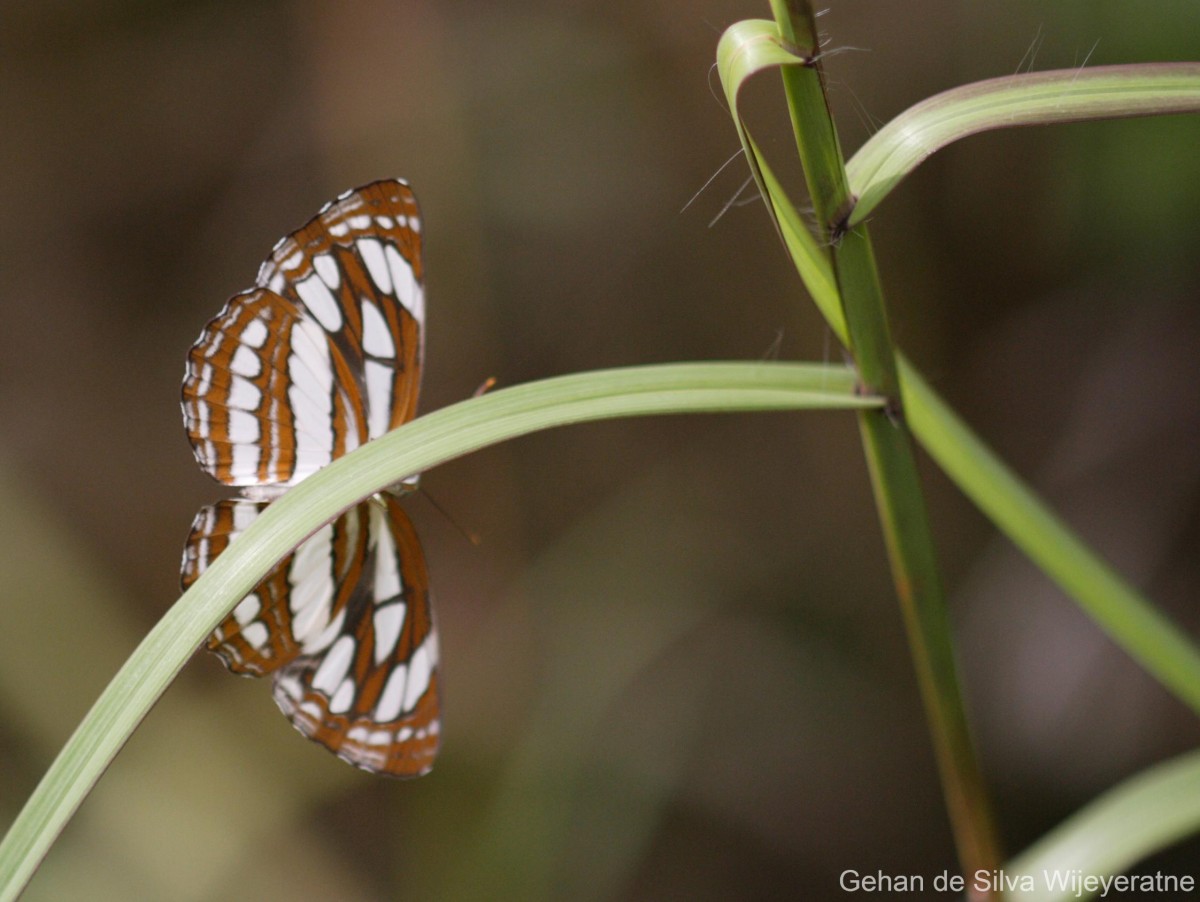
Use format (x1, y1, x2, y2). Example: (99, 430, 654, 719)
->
(182, 496, 440, 777)
(181, 180, 436, 776)
(182, 179, 425, 488)
(274, 495, 440, 777)
(181, 288, 367, 488)
(257, 179, 425, 444)
(182, 499, 304, 674)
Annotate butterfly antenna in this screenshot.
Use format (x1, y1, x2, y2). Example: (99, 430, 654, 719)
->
(418, 487, 483, 546)
(760, 328, 785, 361)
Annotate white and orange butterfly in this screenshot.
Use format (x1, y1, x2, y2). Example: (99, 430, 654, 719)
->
(180, 180, 439, 777)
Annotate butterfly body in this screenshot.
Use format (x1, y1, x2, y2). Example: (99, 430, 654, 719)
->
(181, 180, 439, 778)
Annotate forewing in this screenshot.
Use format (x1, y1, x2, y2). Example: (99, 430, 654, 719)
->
(272, 496, 440, 778)
(182, 289, 364, 487)
(257, 179, 424, 440)
(181, 179, 424, 488)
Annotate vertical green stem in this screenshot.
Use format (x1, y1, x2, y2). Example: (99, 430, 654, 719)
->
(768, 1, 1003, 892)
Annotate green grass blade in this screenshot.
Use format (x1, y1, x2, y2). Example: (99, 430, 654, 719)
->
(716, 18, 800, 237)
(715, 19, 844, 338)
(1004, 750, 1200, 901)
(0, 361, 876, 902)
(718, 16, 1200, 876)
(717, 17, 1200, 718)
(846, 63, 1200, 226)
(761, 0, 1002, 875)
(901, 362, 1200, 712)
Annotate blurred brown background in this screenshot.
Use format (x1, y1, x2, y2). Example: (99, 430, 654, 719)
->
(2, 1, 1199, 899)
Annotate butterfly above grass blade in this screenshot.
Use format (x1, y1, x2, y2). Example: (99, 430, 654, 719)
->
(179, 180, 440, 777)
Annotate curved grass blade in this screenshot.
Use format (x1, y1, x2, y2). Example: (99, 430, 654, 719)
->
(716, 19, 844, 337)
(0, 361, 878, 902)
(717, 18, 1200, 722)
(1005, 749, 1200, 901)
(846, 63, 1200, 226)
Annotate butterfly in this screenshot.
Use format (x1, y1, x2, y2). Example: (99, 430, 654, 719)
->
(180, 180, 439, 777)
